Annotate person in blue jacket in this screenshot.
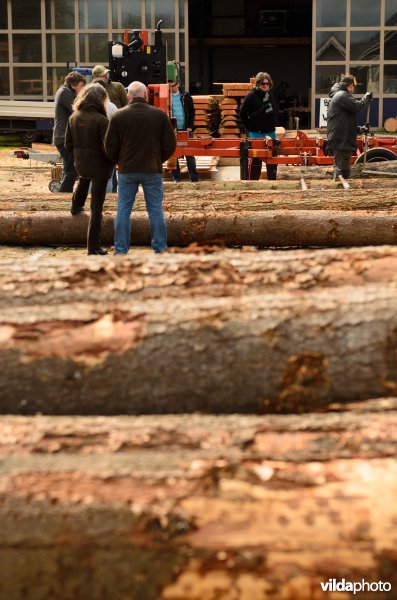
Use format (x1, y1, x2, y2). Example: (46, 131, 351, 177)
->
(169, 79, 199, 183)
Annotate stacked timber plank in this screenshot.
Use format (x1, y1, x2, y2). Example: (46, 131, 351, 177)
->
(222, 80, 254, 98)
(219, 97, 240, 137)
(218, 79, 254, 138)
(192, 95, 221, 137)
(176, 156, 219, 178)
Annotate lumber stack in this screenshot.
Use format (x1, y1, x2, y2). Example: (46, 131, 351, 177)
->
(176, 156, 219, 178)
(192, 95, 221, 137)
(219, 97, 240, 137)
(222, 80, 254, 98)
(218, 79, 254, 138)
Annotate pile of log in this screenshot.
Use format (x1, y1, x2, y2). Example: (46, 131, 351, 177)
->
(3, 174, 397, 597)
(192, 95, 221, 137)
(219, 97, 241, 137)
(2, 182, 397, 247)
(1, 400, 397, 598)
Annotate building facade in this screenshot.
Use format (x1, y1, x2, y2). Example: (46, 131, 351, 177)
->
(1, 0, 397, 129)
(0, 0, 188, 99)
(313, 0, 397, 128)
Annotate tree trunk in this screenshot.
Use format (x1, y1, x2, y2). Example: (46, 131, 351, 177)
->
(2, 181, 397, 212)
(1, 247, 397, 414)
(2, 208, 397, 247)
(0, 178, 397, 210)
(1, 403, 397, 599)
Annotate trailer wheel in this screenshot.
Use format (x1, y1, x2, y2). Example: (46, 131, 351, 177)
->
(48, 179, 61, 193)
(355, 148, 397, 163)
(21, 132, 37, 145)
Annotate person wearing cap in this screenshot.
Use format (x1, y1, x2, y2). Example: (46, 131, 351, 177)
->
(239, 72, 279, 180)
(168, 79, 199, 183)
(91, 65, 128, 109)
(327, 74, 373, 180)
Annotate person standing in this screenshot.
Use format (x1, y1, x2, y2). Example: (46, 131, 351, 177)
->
(65, 83, 114, 255)
(239, 72, 279, 180)
(327, 74, 372, 180)
(53, 72, 86, 192)
(91, 65, 128, 108)
(91, 66, 127, 192)
(104, 81, 176, 255)
(92, 77, 118, 118)
(169, 79, 199, 182)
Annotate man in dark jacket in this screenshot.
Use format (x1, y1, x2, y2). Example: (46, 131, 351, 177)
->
(169, 79, 199, 182)
(105, 81, 176, 255)
(239, 72, 279, 180)
(53, 71, 86, 192)
(327, 74, 372, 179)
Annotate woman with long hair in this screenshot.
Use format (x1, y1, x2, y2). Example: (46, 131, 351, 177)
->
(239, 71, 279, 180)
(65, 83, 114, 255)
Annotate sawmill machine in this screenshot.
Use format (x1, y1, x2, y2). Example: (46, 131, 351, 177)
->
(107, 20, 177, 114)
(106, 27, 397, 179)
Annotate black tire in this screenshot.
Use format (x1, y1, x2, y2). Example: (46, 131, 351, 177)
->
(20, 131, 37, 145)
(355, 148, 397, 163)
(48, 179, 61, 193)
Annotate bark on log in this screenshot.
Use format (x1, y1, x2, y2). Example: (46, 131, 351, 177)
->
(2, 208, 397, 247)
(2, 247, 397, 414)
(0, 179, 396, 210)
(1, 402, 397, 600)
(3, 183, 397, 213)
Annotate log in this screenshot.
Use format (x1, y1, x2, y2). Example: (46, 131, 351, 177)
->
(1, 402, 397, 599)
(384, 117, 397, 132)
(2, 247, 397, 413)
(4, 181, 397, 214)
(2, 208, 397, 247)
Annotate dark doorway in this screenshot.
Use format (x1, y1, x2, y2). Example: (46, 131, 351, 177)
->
(189, 0, 312, 127)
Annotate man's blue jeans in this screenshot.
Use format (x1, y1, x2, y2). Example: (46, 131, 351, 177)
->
(115, 172, 166, 254)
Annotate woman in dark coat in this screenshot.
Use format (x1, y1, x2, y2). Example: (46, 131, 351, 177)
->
(239, 71, 279, 180)
(65, 83, 114, 255)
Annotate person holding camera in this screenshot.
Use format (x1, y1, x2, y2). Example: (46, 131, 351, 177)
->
(327, 74, 373, 180)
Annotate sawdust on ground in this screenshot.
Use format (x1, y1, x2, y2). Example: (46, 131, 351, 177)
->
(0, 143, 56, 196)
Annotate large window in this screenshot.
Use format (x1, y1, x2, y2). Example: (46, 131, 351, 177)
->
(79, 0, 108, 29)
(45, 0, 75, 29)
(46, 34, 76, 63)
(351, 0, 381, 27)
(0, 0, 7, 28)
(112, 0, 141, 29)
(316, 0, 346, 27)
(12, 0, 41, 29)
(313, 0, 397, 127)
(0, 0, 188, 99)
(386, 0, 397, 25)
